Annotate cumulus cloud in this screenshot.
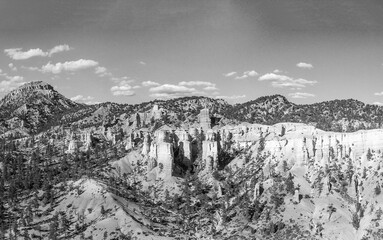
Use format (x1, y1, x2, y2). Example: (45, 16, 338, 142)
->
(41, 59, 99, 74)
(179, 81, 216, 87)
(48, 44, 72, 56)
(139, 61, 147, 65)
(70, 95, 94, 102)
(296, 62, 314, 69)
(235, 75, 248, 80)
(204, 86, 218, 91)
(373, 102, 383, 105)
(216, 95, 246, 100)
(8, 63, 17, 71)
(259, 73, 291, 81)
(150, 84, 196, 94)
(4, 48, 47, 60)
(273, 69, 283, 73)
(374, 92, 383, 96)
(288, 92, 315, 99)
(224, 72, 237, 77)
(4, 44, 72, 60)
(226, 70, 258, 80)
(142, 81, 160, 87)
(149, 84, 198, 99)
(244, 70, 258, 77)
(259, 73, 317, 89)
(0, 75, 25, 92)
(110, 80, 135, 96)
(94, 66, 112, 77)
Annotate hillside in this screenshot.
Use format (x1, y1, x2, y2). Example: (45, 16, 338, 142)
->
(0, 81, 84, 136)
(1, 82, 383, 239)
(1, 82, 383, 139)
(227, 95, 383, 132)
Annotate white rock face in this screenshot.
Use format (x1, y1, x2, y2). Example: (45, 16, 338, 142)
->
(141, 133, 151, 155)
(202, 130, 218, 173)
(128, 105, 167, 130)
(125, 133, 135, 150)
(199, 108, 211, 130)
(67, 140, 79, 153)
(157, 142, 173, 177)
(260, 126, 383, 167)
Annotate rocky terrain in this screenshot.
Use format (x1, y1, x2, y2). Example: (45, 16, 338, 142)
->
(1, 81, 383, 239)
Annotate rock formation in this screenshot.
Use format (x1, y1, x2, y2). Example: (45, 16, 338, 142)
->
(202, 129, 218, 173)
(155, 130, 174, 177)
(199, 108, 211, 130)
(141, 133, 151, 155)
(176, 130, 192, 168)
(125, 133, 135, 150)
(66, 133, 81, 154)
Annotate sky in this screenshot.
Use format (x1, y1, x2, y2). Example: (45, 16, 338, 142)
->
(1, 0, 383, 105)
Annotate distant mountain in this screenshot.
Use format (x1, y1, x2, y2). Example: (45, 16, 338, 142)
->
(1, 82, 382, 137)
(227, 95, 383, 131)
(0, 81, 84, 134)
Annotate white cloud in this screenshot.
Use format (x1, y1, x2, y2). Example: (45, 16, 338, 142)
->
(95, 66, 107, 74)
(142, 81, 160, 87)
(224, 72, 237, 77)
(111, 76, 132, 83)
(94, 66, 111, 77)
(139, 61, 147, 65)
(373, 102, 383, 105)
(48, 44, 72, 56)
(259, 73, 317, 89)
(110, 80, 135, 96)
(0, 75, 25, 92)
(288, 92, 315, 99)
(273, 69, 282, 73)
(4, 48, 47, 60)
(374, 92, 383, 96)
(8, 63, 17, 71)
(296, 62, 314, 69)
(179, 81, 215, 87)
(150, 84, 196, 94)
(132, 85, 141, 89)
(271, 81, 306, 88)
(70, 95, 94, 102)
(41, 59, 99, 74)
(244, 70, 258, 77)
(204, 86, 218, 91)
(21, 66, 39, 71)
(216, 95, 246, 100)
(235, 75, 249, 80)
(227, 70, 258, 80)
(149, 84, 198, 99)
(4, 44, 72, 60)
(259, 73, 291, 81)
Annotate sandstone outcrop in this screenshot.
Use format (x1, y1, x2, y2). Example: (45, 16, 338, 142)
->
(199, 108, 211, 130)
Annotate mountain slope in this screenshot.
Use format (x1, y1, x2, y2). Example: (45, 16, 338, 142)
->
(228, 95, 383, 131)
(0, 81, 84, 134)
(1, 82, 382, 138)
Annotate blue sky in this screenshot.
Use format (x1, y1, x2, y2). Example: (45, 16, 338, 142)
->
(1, 0, 383, 105)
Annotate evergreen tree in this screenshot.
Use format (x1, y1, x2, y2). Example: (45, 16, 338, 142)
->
(285, 172, 295, 195)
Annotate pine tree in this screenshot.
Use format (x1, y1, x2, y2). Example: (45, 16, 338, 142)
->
(49, 214, 59, 240)
(285, 172, 295, 195)
(101, 205, 106, 215)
